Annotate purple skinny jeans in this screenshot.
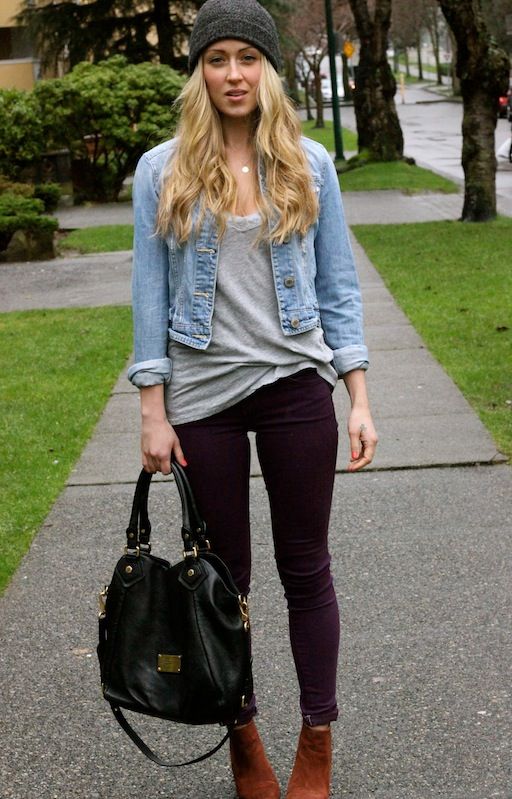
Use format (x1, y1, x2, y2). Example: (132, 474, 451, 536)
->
(174, 368, 340, 726)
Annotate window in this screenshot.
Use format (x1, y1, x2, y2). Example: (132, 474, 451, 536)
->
(0, 27, 33, 60)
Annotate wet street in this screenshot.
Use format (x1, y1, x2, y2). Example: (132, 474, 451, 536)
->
(310, 84, 512, 215)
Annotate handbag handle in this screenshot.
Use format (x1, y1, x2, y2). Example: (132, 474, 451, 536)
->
(110, 705, 232, 768)
(125, 463, 208, 553)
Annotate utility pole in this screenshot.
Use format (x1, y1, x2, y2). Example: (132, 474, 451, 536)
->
(324, 0, 345, 161)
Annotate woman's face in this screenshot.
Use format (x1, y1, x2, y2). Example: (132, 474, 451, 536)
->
(202, 39, 262, 119)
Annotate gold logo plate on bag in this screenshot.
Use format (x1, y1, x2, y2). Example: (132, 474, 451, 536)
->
(157, 654, 182, 673)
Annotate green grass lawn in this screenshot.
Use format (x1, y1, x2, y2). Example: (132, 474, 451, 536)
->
(301, 119, 459, 194)
(0, 306, 133, 594)
(339, 161, 459, 193)
(301, 119, 358, 152)
(59, 224, 134, 254)
(352, 219, 512, 459)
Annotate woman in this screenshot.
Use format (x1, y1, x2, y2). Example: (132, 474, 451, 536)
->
(128, 0, 378, 796)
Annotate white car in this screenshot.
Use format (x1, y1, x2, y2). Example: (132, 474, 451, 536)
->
(321, 78, 332, 101)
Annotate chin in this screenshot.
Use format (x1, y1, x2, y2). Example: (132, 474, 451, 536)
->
(221, 104, 258, 119)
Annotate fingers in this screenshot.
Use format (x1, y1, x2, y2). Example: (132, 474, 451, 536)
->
(349, 431, 362, 461)
(172, 441, 188, 469)
(348, 438, 376, 472)
(160, 452, 172, 476)
(141, 434, 187, 475)
(143, 449, 185, 475)
(347, 408, 378, 473)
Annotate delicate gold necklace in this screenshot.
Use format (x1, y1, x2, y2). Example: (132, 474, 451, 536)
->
(226, 146, 254, 174)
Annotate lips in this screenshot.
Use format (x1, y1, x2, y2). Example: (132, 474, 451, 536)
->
(226, 91, 247, 97)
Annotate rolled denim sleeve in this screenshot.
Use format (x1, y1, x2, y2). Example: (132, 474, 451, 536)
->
(128, 153, 172, 388)
(314, 148, 369, 376)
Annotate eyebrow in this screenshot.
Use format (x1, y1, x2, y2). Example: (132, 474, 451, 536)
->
(205, 45, 255, 54)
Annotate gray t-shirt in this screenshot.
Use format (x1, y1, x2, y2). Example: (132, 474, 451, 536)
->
(165, 212, 337, 425)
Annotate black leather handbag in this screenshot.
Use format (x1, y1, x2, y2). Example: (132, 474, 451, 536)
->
(97, 463, 253, 767)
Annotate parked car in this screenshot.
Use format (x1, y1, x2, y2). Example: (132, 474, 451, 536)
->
(498, 92, 509, 118)
(321, 77, 332, 102)
(321, 68, 355, 102)
(499, 74, 512, 120)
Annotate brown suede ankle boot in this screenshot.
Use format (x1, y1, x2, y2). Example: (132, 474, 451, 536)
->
(285, 724, 332, 799)
(229, 720, 281, 799)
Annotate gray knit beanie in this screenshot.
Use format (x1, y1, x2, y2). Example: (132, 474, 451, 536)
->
(188, 0, 282, 74)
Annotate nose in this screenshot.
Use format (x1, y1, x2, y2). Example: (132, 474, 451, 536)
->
(227, 57, 242, 81)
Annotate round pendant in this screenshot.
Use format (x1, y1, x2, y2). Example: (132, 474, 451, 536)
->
(241, 166, 250, 174)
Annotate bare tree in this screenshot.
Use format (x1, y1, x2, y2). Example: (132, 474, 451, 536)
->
(288, 0, 352, 128)
(288, 0, 327, 127)
(423, 0, 446, 85)
(438, 0, 510, 221)
(480, 0, 512, 50)
(348, 0, 404, 160)
(391, 0, 427, 80)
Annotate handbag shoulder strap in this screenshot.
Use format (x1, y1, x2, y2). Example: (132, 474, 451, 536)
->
(110, 704, 232, 767)
(125, 464, 207, 553)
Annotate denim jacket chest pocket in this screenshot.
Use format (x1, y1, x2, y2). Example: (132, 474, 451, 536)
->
(166, 227, 219, 343)
(275, 174, 321, 313)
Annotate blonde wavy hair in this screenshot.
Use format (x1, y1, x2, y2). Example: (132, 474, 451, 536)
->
(155, 54, 319, 245)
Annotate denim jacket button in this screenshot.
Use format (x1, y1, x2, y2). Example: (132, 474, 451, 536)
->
(284, 276, 295, 288)
(290, 318, 300, 329)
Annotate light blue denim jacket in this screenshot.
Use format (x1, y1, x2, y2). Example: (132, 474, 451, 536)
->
(128, 135, 368, 387)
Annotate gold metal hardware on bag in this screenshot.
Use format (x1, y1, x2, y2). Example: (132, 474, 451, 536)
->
(157, 654, 182, 673)
(98, 586, 108, 619)
(238, 595, 250, 632)
(183, 545, 198, 560)
(187, 568, 195, 577)
(125, 565, 133, 575)
(124, 545, 140, 557)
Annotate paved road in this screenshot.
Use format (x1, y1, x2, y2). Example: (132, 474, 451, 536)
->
(317, 84, 512, 217)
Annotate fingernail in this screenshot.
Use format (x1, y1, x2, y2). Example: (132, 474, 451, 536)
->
(352, 451, 358, 459)
(182, 459, 188, 467)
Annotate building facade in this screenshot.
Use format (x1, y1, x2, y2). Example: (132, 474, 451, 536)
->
(0, 0, 40, 89)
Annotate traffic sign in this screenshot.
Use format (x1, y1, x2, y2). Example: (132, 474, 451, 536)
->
(343, 41, 355, 59)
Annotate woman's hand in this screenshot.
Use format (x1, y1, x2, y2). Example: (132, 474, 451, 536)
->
(342, 368, 378, 472)
(139, 384, 187, 474)
(347, 408, 378, 472)
(141, 417, 186, 475)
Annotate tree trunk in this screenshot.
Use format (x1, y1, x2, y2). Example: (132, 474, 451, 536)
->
(404, 47, 410, 77)
(438, 0, 509, 221)
(284, 55, 301, 104)
(153, 0, 174, 66)
(448, 29, 460, 95)
(304, 69, 314, 120)
(393, 48, 399, 74)
(416, 35, 423, 80)
(428, 9, 443, 85)
(433, 42, 443, 85)
(313, 68, 324, 127)
(460, 88, 500, 220)
(348, 0, 404, 160)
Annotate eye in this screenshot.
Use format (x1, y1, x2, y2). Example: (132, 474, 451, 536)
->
(207, 55, 224, 64)
(242, 54, 257, 62)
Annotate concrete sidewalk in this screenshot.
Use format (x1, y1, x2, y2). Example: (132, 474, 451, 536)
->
(1, 186, 511, 797)
(52, 189, 468, 230)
